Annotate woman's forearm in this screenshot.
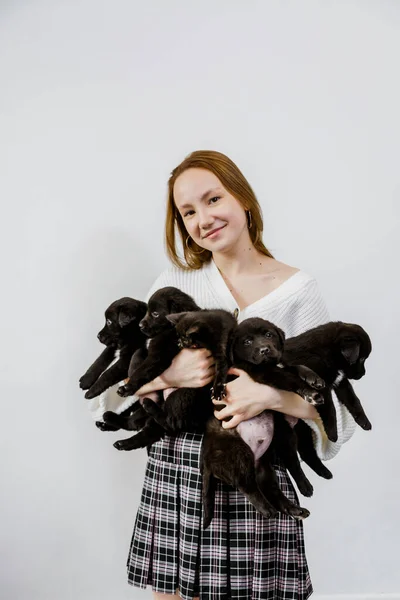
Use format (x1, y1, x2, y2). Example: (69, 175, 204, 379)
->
(134, 376, 169, 396)
(271, 389, 319, 420)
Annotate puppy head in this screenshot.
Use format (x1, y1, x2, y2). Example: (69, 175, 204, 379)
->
(335, 323, 372, 379)
(231, 318, 285, 365)
(139, 286, 199, 337)
(165, 311, 205, 349)
(97, 297, 147, 346)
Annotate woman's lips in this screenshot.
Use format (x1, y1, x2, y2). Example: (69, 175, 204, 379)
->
(204, 224, 227, 239)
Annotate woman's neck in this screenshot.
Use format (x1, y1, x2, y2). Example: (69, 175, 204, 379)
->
(212, 236, 274, 278)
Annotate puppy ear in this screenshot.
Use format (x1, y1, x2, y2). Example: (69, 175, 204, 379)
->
(166, 312, 187, 325)
(118, 310, 134, 328)
(340, 337, 360, 365)
(275, 326, 286, 348)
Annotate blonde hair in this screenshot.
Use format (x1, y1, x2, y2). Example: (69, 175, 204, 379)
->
(165, 150, 274, 270)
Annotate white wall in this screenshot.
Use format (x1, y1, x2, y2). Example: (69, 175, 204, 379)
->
(1, 1, 399, 598)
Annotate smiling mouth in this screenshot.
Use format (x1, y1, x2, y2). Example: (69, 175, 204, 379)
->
(203, 224, 226, 239)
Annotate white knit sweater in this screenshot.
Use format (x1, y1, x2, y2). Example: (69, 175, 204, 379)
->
(143, 259, 356, 461)
(89, 258, 356, 460)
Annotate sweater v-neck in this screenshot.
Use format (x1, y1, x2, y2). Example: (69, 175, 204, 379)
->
(203, 258, 310, 319)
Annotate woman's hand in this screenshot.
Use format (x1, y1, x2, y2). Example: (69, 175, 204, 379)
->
(213, 367, 319, 428)
(213, 367, 281, 429)
(134, 348, 215, 396)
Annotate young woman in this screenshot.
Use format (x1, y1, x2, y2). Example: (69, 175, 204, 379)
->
(126, 150, 356, 600)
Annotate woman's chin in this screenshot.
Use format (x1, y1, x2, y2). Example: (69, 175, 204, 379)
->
(208, 240, 236, 254)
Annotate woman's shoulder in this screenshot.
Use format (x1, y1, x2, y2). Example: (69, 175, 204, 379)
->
(144, 262, 205, 302)
(265, 258, 318, 292)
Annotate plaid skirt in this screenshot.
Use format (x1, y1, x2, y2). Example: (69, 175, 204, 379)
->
(127, 432, 313, 600)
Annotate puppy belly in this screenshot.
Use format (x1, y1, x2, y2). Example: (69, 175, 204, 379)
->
(237, 412, 274, 461)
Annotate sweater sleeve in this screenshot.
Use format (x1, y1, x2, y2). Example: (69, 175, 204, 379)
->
(288, 278, 357, 461)
(144, 268, 177, 302)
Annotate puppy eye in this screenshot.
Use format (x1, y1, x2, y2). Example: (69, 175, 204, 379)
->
(244, 339, 252, 346)
(264, 332, 272, 338)
(106, 319, 112, 326)
(151, 312, 159, 318)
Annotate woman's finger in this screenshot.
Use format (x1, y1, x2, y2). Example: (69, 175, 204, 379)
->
(212, 396, 228, 407)
(221, 414, 241, 429)
(227, 367, 243, 376)
(214, 407, 230, 420)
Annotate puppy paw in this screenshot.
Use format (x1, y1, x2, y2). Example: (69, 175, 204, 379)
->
(117, 385, 132, 397)
(113, 440, 128, 451)
(79, 374, 95, 390)
(95, 420, 119, 432)
(302, 389, 324, 406)
(211, 382, 227, 402)
(113, 438, 140, 451)
(355, 413, 372, 431)
(142, 397, 159, 414)
(305, 373, 325, 390)
(298, 479, 314, 498)
(295, 365, 325, 389)
(292, 506, 310, 520)
(103, 411, 123, 428)
(84, 386, 101, 400)
(326, 428, 338, 443)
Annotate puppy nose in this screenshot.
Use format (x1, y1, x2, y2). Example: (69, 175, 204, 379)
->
(97, 332, 102, 340)
(259, 346, 270, 355)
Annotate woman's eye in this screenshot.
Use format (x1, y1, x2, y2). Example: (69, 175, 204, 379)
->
(244, 339, 252, 346)
(184, 210, 194, 217)
(209, 196, 220, 204)
(264, 332, 272, 338)
(106, 319, 112, 326)
(151, 312, 159, 318)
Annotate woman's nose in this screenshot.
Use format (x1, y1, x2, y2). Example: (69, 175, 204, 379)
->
(198, 211, 214, 231)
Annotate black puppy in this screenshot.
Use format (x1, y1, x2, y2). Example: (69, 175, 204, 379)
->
(104, 287, 215, 451)
(165, 308, 238, 401)
(79, 297, 147, 404)
(110, 305, 239, 456)
(201, 317, 323, 529)
(282, 321, 372, 442)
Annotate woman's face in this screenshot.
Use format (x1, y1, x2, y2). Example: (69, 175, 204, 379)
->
(173, 168, 248, 253)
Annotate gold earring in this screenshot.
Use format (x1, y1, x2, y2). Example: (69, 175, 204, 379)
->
(185, 236, 206, 255)
(247, 211, 252, 229)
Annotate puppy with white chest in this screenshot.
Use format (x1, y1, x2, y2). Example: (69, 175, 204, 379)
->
(79, 297, 148, 400)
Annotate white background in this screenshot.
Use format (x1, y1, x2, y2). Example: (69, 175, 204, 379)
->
(1, 1, 399, 598)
